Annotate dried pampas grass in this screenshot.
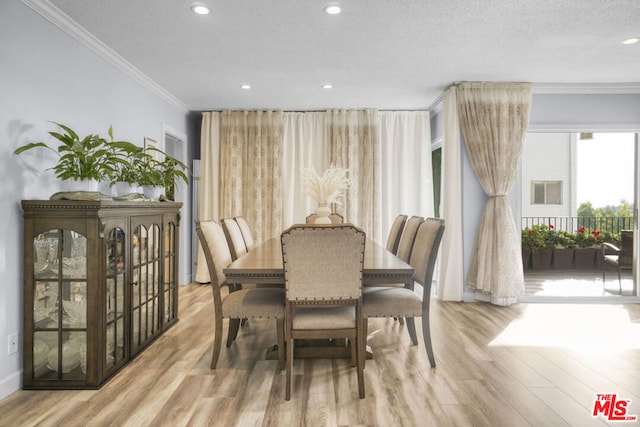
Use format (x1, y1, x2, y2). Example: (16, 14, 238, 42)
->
(302, 165, 349, 206)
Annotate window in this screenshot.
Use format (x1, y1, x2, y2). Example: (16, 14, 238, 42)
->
(531, 181, 562, 204)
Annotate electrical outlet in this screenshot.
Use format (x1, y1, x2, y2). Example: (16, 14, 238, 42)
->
(8, 332, 18, 355)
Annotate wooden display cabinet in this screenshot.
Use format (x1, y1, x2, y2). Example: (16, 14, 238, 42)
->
(21, 200, 181, 389)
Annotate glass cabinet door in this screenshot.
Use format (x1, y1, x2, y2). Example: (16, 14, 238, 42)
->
(163, 222, 177, 324)
(105, 228, 126, 370)
(132, 223, 161, 354)
(32, 229, 87, 381)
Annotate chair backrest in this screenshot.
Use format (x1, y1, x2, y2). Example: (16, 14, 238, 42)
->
(305, 212, 345, 224)
(234, 216, 255, 250)
(195, 220, 232, 295)
(409, 218, 445, 288)
(620, 230, 633, 266)
(329, 213, 344, 223)
(396, 216, 423, 262)
(281, 224, 365, 301)
(385, 214, 408, 255)
(221, 217, 248, 260)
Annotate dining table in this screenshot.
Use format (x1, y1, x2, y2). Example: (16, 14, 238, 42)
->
(223, 236, 415, 359)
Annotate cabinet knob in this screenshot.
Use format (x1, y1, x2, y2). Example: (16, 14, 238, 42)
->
(132, 281, 138, 287)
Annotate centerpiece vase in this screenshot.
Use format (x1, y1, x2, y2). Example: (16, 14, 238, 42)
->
(314, 205, 331, 224)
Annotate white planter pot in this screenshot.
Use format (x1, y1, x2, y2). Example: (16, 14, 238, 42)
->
(314, 205, 331, 224)
(63, 179, 100, 192)
(143, 185, 163, 200)
(114, 182, 137, 196)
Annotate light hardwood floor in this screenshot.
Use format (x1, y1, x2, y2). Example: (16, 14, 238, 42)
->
(2, 284, 639, 426)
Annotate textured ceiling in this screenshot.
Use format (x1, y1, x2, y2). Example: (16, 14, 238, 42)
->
(46, 0, 640, 111)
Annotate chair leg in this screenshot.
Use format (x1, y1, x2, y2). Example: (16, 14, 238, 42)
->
(226, 319, 240, 348)
(356, 325, 365, 399)
(406, 317, 419, 345)
(276, 319, 285, 371)
(285, 337, 294, 401)
(617, 268, 622, 294)
(361, 319, 368, 369)
(211, 315, 223, 369)
(422, 315, 436, 368)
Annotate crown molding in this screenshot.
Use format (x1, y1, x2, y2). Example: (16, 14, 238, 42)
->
(21, 0, 190, 114)
(533, 82, 640, 95)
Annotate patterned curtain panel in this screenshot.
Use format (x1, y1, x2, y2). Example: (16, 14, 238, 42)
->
(328, 109, 380, 239)
(456, 82, 533, 306)
(220, 111, 284, 243)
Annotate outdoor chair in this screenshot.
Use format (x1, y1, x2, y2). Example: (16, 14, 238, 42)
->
(602, 230, 633, 294)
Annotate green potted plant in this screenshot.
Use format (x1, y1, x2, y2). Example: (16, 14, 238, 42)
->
(108, 141, 146, 195)
(521, 225, 554, 270)
(13, 122, 117, 191)
(137, 148, 188, 200)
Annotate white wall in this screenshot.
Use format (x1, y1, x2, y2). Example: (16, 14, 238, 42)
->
(0, 0, 199, 399)
(521, 132, 574, 221)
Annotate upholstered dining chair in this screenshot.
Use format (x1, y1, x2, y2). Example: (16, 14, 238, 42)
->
(395, 215, 423, 263)
(221, 217, 248, 261)
(602, 230, 633, 294)
(305, 212, 344, 224)
(234, 216, 255, 251)
(281, 224, 366, 400)
(362, 218, 445, 368)
(385, 214, 408, 255)
(196, 220, 285, 370)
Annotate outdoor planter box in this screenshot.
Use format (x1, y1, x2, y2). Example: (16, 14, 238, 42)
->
(531, 249, 552, 270)
(553, 248, 574, 270)
(594, 248, 603, 270)
(574, 248, 596, 270)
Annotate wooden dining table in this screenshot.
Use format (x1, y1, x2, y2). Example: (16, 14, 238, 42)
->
(224, 237, 414, 287)
(223, 237, 415, 359)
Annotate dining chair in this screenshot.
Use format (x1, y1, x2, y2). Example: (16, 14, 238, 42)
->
(196, 220, 285, 370)
(362, 218, 445, 368)
(602, 229, 633, 293)
(281, 224, 366, 400)
(234, 216, 255, 251)
(385, 214, 408, 255)
(305, 212, 344, 224)
(221, 217, 248, 261)
(395, 215, 423, 263)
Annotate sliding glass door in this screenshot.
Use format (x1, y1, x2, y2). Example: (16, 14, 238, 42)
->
(520, 131, 637, 300)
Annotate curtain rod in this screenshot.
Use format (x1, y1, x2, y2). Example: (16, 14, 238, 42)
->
(199, 108, 430, 113)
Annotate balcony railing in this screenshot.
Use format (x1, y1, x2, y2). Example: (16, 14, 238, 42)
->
(521, 216, 633, 234)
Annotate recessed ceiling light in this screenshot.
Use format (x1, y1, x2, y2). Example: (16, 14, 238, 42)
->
(322, 84, 333, 89)
(191, 3, 210, 15)
(324, 4, 342, 15)
(240, 84, 251, 90)
(622, 37, 639, 45)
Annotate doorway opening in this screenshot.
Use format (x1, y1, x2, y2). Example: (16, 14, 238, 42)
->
(520, 132, 637, 300)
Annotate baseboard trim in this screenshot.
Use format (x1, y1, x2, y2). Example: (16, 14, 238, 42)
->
(0, 371, 21, 401)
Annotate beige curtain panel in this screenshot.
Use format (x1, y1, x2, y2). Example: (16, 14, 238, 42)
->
(195, 112, 221, 283)
(328, 109, 380, 239)
(456, 82, 533, 306)
(220, 111, 284, 244)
